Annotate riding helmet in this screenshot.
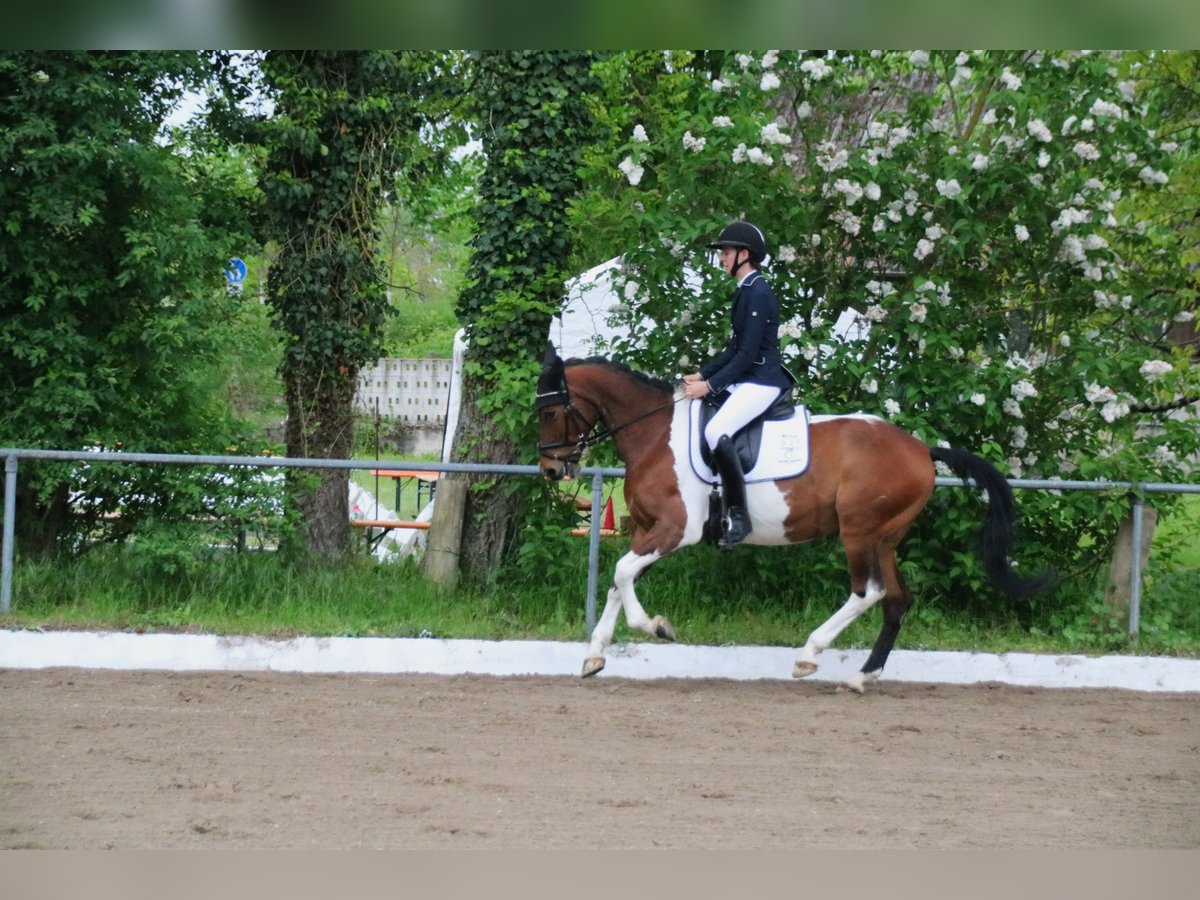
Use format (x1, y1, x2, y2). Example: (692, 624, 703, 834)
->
(707, 221, 767, 264)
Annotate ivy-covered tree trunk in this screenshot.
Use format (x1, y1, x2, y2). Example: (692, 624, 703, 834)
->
(260, 51, 419, 560)
(452, 51, 598, 580)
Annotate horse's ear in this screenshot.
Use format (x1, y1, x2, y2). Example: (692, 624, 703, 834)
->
(537, 341, 564, 397)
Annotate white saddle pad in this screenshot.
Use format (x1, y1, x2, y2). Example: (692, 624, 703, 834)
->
(688, 401, 810, 484)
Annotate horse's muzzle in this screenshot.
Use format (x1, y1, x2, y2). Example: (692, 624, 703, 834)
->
(540, 458, 579, 481)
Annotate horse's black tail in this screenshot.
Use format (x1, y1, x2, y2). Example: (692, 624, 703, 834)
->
(930, 447, 1056, 596)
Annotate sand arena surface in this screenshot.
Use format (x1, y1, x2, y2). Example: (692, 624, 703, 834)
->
(1, 668, 1197, 849)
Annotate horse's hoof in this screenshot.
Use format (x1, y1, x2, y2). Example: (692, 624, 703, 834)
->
(653, 616, 676, 642)
(837, 673, 867, 694)
(792, 660, 818, 679)
(582, 657, 606, 678)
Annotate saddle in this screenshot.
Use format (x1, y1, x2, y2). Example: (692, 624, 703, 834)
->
(696, 387, 798, 473)
(688, 392, 810, 486)
(691, 390, 810, 547)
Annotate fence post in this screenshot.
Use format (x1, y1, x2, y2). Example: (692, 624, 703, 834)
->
(585, 471, 605, 636)
(422, 478, 468, 589)
(1104, 493, 1156, 640)
(2, 454, 17, 613)
(1128, 494, 1145, 641)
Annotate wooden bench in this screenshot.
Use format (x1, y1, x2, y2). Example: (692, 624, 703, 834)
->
(369, 469, 440, 513)
(569, 527, 620, 538)
(351, 517, 431, 551)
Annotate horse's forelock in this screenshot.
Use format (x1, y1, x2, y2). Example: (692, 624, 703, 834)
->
(537, 353, 565, 396)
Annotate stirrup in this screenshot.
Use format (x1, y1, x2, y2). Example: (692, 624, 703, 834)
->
(717, 510, 751, 550)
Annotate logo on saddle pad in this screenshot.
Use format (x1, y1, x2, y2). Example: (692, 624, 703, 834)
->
(689, 398, 810, 484)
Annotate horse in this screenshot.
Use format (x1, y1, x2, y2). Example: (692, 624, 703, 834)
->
(535, 343, 1053, 692)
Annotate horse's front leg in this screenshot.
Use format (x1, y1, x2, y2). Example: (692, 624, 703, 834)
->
(582, 548, 672, 678)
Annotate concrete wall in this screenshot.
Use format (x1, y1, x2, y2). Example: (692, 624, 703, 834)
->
(356, 358, 453, 425)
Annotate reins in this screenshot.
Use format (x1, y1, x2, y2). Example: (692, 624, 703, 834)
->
(584, 393, 684, 447)
(536, 374, 685, 462)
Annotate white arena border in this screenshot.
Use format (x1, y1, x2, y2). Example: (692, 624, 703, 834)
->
(1, 629, 1197, 693)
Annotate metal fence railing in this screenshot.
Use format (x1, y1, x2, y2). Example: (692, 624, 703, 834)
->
(3, 447, 1198, 638)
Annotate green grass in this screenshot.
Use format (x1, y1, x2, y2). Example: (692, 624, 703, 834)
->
(3, 478, 1196, 656)
(3, 523, 1197, 658)
(1156, 493, 1200, 569)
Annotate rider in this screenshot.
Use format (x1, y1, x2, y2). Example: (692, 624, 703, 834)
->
(682, 221, 791, 549)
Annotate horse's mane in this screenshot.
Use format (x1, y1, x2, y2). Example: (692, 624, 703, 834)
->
(563, 356, 674, 395)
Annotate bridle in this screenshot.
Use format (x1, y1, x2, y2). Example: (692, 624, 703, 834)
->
(536, 369, 681, 464)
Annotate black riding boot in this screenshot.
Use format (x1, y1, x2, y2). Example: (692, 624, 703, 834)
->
(713, 435, 752, 550)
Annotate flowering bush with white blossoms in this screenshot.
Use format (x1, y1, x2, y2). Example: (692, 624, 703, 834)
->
(576, 50, 1197, 607)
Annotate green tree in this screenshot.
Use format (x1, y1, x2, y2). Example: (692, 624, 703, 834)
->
(1123, 50, 1200, 366)
(0, 51, 259, 557)
(573, 50, 1199, 606)
(257, 50, 437, 560)
(451, 51, 599, 580)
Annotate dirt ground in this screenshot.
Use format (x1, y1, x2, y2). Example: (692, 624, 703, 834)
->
(1, 668, 1197, 849)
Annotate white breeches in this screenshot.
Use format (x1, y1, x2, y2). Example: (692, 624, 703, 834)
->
(704, 382, 782, 450)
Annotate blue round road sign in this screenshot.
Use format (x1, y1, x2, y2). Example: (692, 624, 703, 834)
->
(225, 257, 248, 284)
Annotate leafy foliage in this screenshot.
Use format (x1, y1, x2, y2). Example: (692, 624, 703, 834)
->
(0, 51, 263, 556)
(450, 51, 600, 578)
(256, 51, 434, 557)
(573, 50, 1200, 612)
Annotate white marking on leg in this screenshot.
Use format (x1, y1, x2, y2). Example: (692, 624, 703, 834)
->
(795, 579, 885, 667)
(586, 550, 663, 659)
(585, 585, 624, 659)
(839, 670, 880, 694)
(613, 550, 662, 636)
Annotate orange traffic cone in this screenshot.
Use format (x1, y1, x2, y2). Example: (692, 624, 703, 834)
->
(602, 497, 615, 531)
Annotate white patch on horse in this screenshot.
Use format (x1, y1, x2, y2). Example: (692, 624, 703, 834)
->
(669, 390, 710, 548)
(742, 481, 792, 545)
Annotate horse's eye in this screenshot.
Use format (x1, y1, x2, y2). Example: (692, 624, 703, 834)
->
(541, 409, 557, 423)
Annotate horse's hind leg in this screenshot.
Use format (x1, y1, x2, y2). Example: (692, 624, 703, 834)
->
(792, 538, 884, 681)
(582, 549, 671, 678)
(840, 547, 913, 694)
(840, 585, 913, 693)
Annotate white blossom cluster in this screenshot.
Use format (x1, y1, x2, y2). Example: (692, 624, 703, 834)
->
(1088, 98, 1125, 120)
(658, 233, 687, 257)
(815, 142, 850, 173)
(1085, 383, 1131, 423)
(1138, 165, 1169, 185)
(760, 122, 791, 145)
(1139, 359, 1172, 381)
(935, 178, 962, 198)
(831, 208, 861, 235)
(1027, 119, 1054, 142)
(800, 58, 832, 80)
(732, 144, 773, 166)
(601, 52, 1189, 483)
